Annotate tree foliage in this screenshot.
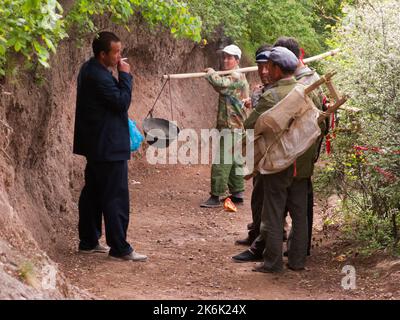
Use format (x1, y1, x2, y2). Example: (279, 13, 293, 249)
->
(0, 0, 351, 75)
(320, 0, 400, 253)
(66, 0, 202, 41)
(187, 0, 350, 58)
(0, 0, 67, 73)
(0, 0, 202, 76)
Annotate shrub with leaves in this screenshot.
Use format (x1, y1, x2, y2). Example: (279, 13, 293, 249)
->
(66, 0, 202, 41)
(0, 0, 67, 73)
(0, 0, 202, 76)
(321, 0, 400, 253)
(187, 0, 350, 58)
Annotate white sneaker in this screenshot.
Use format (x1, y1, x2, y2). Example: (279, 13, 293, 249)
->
(109, 251, 148, 262)
(79, 244, 110, 254)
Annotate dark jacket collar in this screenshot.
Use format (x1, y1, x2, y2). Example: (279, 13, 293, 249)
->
(89, 57, 112, 74)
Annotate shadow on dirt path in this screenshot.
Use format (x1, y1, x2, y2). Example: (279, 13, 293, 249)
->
(57, 159, 399, 300)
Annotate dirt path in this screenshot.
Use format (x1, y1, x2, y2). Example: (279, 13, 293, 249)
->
(58, 159, 399, 300)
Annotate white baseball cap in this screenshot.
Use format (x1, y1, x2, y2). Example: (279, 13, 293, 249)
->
(222, 44, 242, 60)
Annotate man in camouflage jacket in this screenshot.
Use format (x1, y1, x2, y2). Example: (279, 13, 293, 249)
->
(201, 45, 250, 208)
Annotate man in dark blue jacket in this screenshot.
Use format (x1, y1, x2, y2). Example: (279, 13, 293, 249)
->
(73, 31, 147, 261)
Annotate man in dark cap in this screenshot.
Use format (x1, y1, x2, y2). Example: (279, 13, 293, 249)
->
(233, 47, 301, 263)
(274, 37, 327, 257)
(239, 47, 310, 272)
(234, 44, 273, 249)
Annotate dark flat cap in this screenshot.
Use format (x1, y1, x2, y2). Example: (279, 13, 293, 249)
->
(260, 46, 299, 72)
(255, 50, 271, 63)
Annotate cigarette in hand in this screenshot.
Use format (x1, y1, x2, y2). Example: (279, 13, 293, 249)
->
(121, 58, 128, 62)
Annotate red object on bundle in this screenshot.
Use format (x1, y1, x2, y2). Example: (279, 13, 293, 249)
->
(326, 110, 335, 155)
(293, 160, 297, 177)
(326, 136, 331, 155)
(299, 48, 305, 64)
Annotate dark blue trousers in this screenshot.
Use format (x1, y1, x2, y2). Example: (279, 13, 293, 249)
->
(78, 160, 133, 257)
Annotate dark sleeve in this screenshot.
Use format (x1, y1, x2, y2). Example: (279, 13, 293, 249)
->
(94, 71, 133, 113)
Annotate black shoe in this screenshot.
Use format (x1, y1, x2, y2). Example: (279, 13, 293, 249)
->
(231, 196, 244, 204)
(200, 195, 221, 208)
(78, 244, 109, 254)
(235, 237, 254, 246)
(286, 263, 305, 271)
(284, 251, 310, 257)
(222, 196, 244, 204)
(109, 251, 148, 262)
(232, 250, 262, 263)
(252, 263, 282, 274)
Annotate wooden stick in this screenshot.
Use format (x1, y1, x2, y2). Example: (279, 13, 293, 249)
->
(163, 67, 258, 80)
(163, 49, 340, 80)
(304, 72, 336, 95)
(304, 48, 340, 64)
(318, 96, 349, 123)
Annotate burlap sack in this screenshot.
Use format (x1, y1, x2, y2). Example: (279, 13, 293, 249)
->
(253, 85, 322, 174)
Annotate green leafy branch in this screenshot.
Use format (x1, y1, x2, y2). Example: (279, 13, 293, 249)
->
(0, 0, 202, 76)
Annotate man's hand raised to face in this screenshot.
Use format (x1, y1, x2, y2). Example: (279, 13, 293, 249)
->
(118, 59, 131, 74)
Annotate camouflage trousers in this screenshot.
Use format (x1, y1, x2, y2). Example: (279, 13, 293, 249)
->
(210, 131, 244, 196)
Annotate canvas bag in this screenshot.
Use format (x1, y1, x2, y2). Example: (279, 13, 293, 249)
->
(253, 84, 322, 174)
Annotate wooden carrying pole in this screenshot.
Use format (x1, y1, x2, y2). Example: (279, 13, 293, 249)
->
(163, 49, 340, 80)
(304, 71, 348, 122)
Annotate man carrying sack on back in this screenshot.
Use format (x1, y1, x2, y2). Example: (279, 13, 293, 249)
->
(201, 45, 250, 208)
(233, 47, 300, 263)
(273, 37, 327, 257)
(245, 47, 310, 273)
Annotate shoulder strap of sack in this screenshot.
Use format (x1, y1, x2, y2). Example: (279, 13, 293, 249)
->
(269, 87, 280, 104)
